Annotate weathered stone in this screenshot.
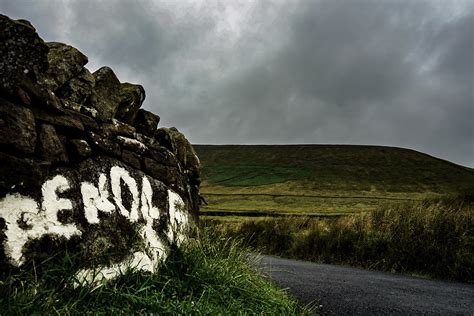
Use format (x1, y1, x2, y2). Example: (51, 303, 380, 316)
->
(14, 86, 31, 105)
(18, 78, 65, 112)
(32, 108, 85, 131)
(134, 109, 160, 137)
(39, 124, 68, 163)
(0, 156, 193, 283)
(0, 15, 49, 94)
(87, 67, 121, 121)
(37, 42, 88, 92)
(57, 68, 95, 105)
(88, 132, 121, 157)
(147, 145, 179, 167)
(80, 105, 99, 119)
(101, 119, 136, 138)
(0, 16, 65, 113)
(143, 158, 185, 193)
(50, 101, 98, 130)
(122, 150, 142, 170)
(65, 109, 99, 130)
(116, 136, 147, 154)
(68, 139, 92, 159)
(0, 98, 36, 154)
(157, 127, 200, 174)
(154, 128, 177, 154)
(62, 99, 83, 112)
(0, 152, 49, 193)
(115, 83, 145, 125)
(144, 157, 169, 182)
(0, 14, 200, 285)
(135, 132, 156, 148)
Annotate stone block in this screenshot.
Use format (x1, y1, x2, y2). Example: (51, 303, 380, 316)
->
(122, 149, 142, 170)
(134, 109, 160, 137)
(116, 136, 147, 154)
(39, 124, 68, 163)
(32, 107, 85, 132)
(58, 67, 95, 105)
(37, 42, 88, 92)
(87, 132, 121, 157)
(0, 99, 36, 154)
(68, 139, 92, 160)
(87, 67, 121, 121)
(115, 83, 145, 125)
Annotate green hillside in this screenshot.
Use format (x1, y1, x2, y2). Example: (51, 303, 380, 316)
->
(195, 145, 474, 217)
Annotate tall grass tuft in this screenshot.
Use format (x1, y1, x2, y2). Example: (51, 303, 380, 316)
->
(206, 197, 473, 282)
(0, 229, 308, 314)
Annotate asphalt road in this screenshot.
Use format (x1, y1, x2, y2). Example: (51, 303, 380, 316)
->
(257, 255, 474, 315)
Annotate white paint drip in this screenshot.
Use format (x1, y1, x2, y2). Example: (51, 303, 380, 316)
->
(167, 189, 188, 245)
(74, 251, 155, 286)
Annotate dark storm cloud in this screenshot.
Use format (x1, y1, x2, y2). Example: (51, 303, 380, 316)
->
(1, 0, 472, 166)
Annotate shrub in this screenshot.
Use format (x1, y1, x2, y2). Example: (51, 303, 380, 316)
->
(206, 197, 473, 282)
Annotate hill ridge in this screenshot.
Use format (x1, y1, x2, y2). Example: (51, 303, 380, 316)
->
(195, 144, 473, 216)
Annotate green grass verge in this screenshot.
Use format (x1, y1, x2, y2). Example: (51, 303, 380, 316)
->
(204, 197, 474, 283)
(0, 230, 309, 315)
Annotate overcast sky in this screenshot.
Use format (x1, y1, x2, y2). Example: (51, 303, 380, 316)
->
(1, 0, 473, 167)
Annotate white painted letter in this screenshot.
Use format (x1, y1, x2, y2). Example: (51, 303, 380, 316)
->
(0, 194, 42, 266)
(166, 190, 188, 245)
(110, 166, 140, 222)
(81, 173, 115, 224)
(41, 175, 81, 238)
(140, 176, 160, 220)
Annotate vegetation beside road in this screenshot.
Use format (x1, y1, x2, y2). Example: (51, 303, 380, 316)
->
(1, 230, 308, 315)
(204, 197, 473, 282)
(196, 145, 474, 282)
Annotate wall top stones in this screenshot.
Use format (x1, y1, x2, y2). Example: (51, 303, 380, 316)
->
(0, 14, 201, 283)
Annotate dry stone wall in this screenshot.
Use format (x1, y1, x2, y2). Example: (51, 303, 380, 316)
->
(0, 15, 201, 283)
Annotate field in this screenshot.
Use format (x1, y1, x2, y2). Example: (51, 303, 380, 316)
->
(195, 145, 474, 281)
(195, 145, 474, 219)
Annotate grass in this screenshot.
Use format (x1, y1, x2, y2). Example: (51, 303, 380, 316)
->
(195, 145, 474, 192)
(207, 165, 310, 186)
(203, 197, 474, 283)
(0, 229, 309, 315)
(195, 145, 474, 217)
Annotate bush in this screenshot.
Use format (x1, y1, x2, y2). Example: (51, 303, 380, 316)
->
(206, 198, 473, 282)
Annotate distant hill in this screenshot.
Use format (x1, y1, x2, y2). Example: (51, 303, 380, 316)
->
(194, 145, 474, 217)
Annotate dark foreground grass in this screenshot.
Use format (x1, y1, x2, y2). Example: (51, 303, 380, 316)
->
(205, 197, 473, 283)
(0, 230, 308, 315)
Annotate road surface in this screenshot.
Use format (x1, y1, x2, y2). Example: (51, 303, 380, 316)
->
(257, 255, 474, 315)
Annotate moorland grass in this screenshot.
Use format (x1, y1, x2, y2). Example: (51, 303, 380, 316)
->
(0, 229, 309, 315)
(196, 145, 474, 217)
(205, 197, 473, 283)
(195, 145, 474, 194)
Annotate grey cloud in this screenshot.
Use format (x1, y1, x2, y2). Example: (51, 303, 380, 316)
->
(0, 0, 472, 166)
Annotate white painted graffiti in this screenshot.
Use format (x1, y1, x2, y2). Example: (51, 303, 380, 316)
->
(0, 166, 189, 283)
